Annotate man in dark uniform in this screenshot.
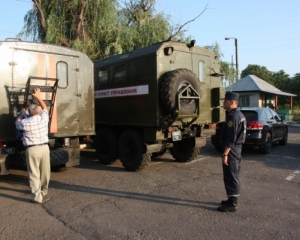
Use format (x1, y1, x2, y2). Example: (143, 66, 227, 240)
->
(218, 92, 246, 212)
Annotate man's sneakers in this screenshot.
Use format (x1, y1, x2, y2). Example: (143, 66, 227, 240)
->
(32, 199, 43, 204)
(217, 197, 238, 212)
(32, 193, 47, 204)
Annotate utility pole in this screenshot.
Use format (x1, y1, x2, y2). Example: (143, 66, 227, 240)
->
(225, 37, 239, 81)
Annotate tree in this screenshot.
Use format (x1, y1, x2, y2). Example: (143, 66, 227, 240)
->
(19, 0, 120, 59)
(19, 0, 197, 60)
(240, 64, 274, 84)
(117, 0, 177, 53)
(204, 42, 236, 87)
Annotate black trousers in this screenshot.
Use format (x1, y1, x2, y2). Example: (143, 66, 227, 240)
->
(222, 145, 242, 198)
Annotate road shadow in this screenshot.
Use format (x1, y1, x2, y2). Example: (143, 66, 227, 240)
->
(1, 173, 221, 211)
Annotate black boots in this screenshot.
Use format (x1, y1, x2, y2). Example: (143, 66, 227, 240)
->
(217, 197, 238, 212)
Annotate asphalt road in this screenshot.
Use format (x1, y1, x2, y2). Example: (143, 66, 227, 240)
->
(1, 127, 300, 240)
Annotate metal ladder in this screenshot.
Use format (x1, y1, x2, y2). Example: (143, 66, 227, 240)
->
(23, 76, 58, 127)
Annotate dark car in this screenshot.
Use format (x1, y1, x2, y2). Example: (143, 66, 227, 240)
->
(211, 107, 288, 154)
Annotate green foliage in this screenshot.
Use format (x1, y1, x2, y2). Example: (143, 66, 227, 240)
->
(18, 0, 189, 60)
(241, 64, 275, 84)
(204, 42, 223, 59)
(204, 42, 237, 87)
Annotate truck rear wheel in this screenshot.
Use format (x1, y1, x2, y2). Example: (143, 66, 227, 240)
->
(95, 128, 119, 165)
(170, 138, 199, 162)
(118, 130, 151, 171)
(50, 149, 69, 166)
(161, 68, 201, 116)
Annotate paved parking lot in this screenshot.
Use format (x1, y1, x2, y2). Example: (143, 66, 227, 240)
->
(1, 127, 300, 239)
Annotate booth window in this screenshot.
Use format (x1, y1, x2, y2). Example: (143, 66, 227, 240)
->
(57, 61, 68, 88)
(239, 95, 250, 107)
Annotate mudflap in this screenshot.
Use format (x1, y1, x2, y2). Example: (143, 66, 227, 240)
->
(65, 147, 80, 167)
(65, 137, 80, 168)
(0, 153, 9, 175)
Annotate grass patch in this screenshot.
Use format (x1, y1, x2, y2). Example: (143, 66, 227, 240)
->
(291, 109, 300, 123)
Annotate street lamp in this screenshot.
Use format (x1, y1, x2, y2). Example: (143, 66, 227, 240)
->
(225, 37, 239, 81)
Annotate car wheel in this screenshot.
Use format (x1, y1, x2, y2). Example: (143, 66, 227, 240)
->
(260, 132, 272, 154)
(279, 129, 288, 146)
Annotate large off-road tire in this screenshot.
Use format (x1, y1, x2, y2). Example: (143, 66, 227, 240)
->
(260, 132, 272, 154)
(118, 130, 151, 171)
(95, 128, 119, 165)
(170, 138, 199, 162)
(50, 149, 69, 166)
(161, 68, 201, 116)
(279, 128, 288, 145)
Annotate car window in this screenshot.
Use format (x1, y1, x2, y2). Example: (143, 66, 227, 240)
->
(270, 109, 281, 121)
(264, 109, 274, 120)
(240, 111, 258, 123)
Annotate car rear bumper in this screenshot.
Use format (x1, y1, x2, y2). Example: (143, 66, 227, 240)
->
(243, 131, 268, 147)
(211, 131, 268, 149)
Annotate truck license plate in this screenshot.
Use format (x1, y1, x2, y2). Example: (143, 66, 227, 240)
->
(1, 147, 15, 154)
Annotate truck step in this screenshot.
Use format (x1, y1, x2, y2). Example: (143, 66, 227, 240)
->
(27, 85, 55, 93)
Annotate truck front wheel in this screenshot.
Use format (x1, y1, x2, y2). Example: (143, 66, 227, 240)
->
(170, 138, 199, 162)
(118, 130, 151, 171)
(95, 128, 119, 165)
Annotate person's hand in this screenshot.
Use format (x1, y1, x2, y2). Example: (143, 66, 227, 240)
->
(222, 155, 228, 165)
(32, 88, 41, 99)
(20, 108, 26, 115)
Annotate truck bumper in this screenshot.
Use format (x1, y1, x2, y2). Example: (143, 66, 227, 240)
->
(145, 137, 206, 154)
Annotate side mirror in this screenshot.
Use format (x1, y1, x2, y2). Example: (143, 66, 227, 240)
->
(280, 116, 285, 121)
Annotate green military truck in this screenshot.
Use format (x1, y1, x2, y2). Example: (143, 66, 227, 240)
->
(0, 39, 95, 173)
(94, 40, 225, 171)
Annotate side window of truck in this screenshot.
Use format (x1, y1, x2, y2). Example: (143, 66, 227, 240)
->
(198, 61, 205, 82)
(97, 68, 108, 89)
(57, 61, 68, 88)
(114, 65, 126, 83)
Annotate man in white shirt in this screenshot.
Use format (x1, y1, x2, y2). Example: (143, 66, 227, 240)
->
(16, 88, 50, 204)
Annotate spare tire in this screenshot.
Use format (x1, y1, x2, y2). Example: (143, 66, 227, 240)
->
(161, 68, 201, 116)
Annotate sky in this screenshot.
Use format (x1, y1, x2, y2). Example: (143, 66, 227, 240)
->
(1, 0, 299, 77)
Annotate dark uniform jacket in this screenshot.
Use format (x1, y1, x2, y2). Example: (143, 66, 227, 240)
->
(220, 108, 246, 148)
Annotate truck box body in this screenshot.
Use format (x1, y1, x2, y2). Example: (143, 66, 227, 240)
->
(0, 40, 95, 170)
(93, 41, 225, 171)
(94, 41, 224, 128)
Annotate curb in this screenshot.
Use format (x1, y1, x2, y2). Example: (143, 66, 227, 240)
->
(287, 123, 300, 128)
